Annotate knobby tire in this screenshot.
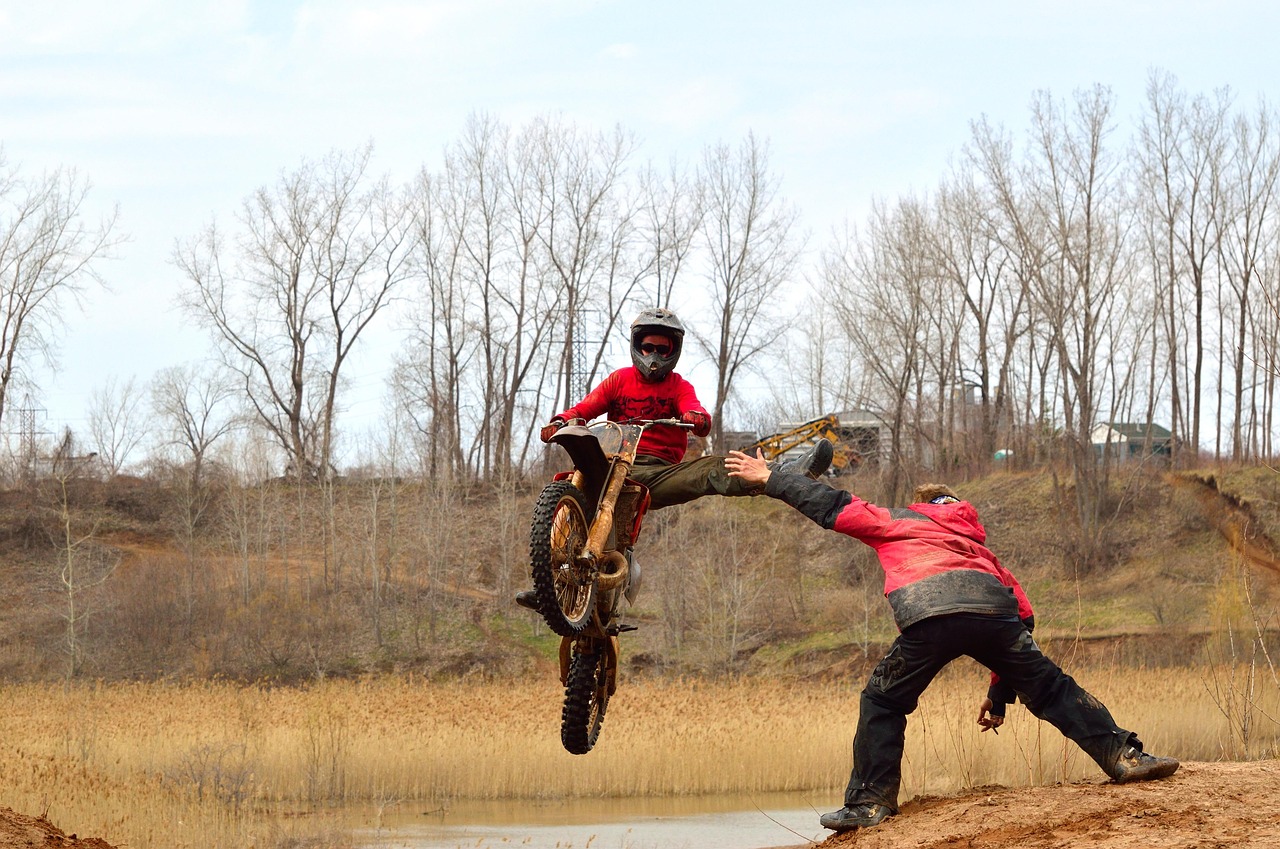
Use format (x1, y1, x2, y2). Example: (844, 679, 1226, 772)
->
(529, 481, 595, 636)
(561, 644, 609, 754)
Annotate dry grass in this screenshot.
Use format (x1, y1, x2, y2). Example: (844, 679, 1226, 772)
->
(0, 666, 1275, 848)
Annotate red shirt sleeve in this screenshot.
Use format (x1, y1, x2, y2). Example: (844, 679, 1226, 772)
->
(559, 371, 621, 422)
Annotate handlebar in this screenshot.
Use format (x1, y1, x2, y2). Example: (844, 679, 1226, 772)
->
(568, 416, 693, 429)
(639, 418, 695, 429)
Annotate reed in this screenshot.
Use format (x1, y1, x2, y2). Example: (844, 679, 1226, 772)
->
(0, 665, 1274, 848)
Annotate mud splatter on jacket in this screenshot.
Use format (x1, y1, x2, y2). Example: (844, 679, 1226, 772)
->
(763, 471, 1034, 630)
(557, 366, 711, 465)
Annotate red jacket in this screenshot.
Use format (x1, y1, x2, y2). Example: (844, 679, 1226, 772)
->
(833, 495, 1034, 628)
(763, 474, 1034, 630)
(557, 366, 711, 465)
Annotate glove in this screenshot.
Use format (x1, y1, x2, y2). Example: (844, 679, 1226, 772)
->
(539, 417, 566, 443)
(681, 409, 711, 437)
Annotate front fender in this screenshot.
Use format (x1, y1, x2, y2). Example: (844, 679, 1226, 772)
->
(550, 425, 609, 502)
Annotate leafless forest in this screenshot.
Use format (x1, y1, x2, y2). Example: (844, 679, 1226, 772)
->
(1, 72, 1280, 681)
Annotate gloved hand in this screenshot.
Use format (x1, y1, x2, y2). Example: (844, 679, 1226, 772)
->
(540, 417, 566, 443)
(681, 409, 711, 437)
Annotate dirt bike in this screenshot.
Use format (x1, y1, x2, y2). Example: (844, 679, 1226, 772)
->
(528, 417, 692, 754)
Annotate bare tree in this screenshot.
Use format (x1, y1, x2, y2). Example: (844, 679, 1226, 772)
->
(398, 159, 476, 480)
(972, 86, 1142, 568)
(1217, 102, 1280, 460)
(928, 167, 1031, 469)
(44, 431, 117, 678)
(636, 156, 705, 308)
(150, 362, 240, 570)
(87, 375, 150, 477)
(0, 152, 118, 429)
(150, 362, 239, 492)
(1135, 72, 1231, 462)
(534, 118, 645, 414)
(697, 133, 805, 449)
(824, 201, 931, 501)
(175, 144, 413, 481)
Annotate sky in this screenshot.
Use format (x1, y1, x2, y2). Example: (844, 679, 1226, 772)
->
(2, 0, 1279, 461)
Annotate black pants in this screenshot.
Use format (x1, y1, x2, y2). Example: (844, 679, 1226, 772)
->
(847, 613, 1140, 811)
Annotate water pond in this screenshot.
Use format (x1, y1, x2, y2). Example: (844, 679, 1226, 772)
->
(352, 791, 829, 849)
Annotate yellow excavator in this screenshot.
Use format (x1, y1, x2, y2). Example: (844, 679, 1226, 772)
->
(741, 414, 860, 473)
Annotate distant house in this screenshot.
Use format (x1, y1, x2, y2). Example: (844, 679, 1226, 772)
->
(1090, 421, 1173, 461)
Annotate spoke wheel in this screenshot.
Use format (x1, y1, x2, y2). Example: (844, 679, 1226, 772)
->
(561, 643, 610, 754)
(530, 481, 596, 636)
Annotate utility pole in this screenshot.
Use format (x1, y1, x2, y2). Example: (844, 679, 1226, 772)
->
(560, 308, 602, 406)
(12, 394, 47, 484)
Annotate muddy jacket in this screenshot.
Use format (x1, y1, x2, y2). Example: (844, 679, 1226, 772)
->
(556, 366, 710, 465)
(764, 472, 1034, 631)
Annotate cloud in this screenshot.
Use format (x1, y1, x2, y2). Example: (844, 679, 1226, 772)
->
(600, 42, 637, 60)
(0, 1, 249, 54)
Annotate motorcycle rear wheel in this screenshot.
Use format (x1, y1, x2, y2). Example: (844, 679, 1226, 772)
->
(530, 481, 596, 636)
(561, 643, 610, 754)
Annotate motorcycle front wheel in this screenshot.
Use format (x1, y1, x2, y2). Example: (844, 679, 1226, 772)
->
(529, 481, 596, 636)
(561, 642, 610, 754)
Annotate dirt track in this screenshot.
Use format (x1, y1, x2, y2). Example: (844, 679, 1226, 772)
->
(773, 760, 1280, 849)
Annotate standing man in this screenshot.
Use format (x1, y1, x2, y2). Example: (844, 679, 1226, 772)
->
(516, 308, 833, 610)
(723, 450, 1179, 833)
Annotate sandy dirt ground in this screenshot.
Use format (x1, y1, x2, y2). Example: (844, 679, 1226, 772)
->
(0, 808, 117, 849)
(772, 760, 1280, 849)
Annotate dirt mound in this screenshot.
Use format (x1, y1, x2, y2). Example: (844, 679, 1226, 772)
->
(0, 808, 117, 848)
(776, 760, 1279, 849)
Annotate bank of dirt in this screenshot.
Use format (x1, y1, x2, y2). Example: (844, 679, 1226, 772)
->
(0, 808, 117, 849)
(773, 760, 1279, 849)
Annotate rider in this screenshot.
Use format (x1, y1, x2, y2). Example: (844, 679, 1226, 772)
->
(516, 307, 834, 610)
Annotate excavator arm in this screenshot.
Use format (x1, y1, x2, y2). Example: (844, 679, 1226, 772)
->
(743, 414, 858, 472)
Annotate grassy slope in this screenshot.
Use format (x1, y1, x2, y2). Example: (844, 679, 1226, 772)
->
(713, 464, 1280, 678)
(0, 464, 1277, 682)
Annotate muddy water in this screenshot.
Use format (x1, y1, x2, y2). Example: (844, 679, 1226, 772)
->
(353, 791, 829, 848)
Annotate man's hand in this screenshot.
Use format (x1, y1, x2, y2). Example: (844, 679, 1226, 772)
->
(977, 697, 1005, 734)
(539, 418, 566, 443)
(681, 409, 711, 437)
(725, 449, 771, 487)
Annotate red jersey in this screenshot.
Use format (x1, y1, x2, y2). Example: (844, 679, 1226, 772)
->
(557, 366, 710, 464)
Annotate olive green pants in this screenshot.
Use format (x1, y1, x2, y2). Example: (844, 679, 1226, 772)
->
(630, 454, 762, 510)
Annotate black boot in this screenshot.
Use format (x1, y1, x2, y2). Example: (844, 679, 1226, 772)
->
(769, 438, 835, 479)
(1110, 746, 1179, 783)
(818, 802, 894, 832)
(515, 590, 538, 610)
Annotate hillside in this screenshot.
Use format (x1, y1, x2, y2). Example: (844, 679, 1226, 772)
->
(0, 463, 1278, 682)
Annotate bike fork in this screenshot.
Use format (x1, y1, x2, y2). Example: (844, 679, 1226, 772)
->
(558, 634, 621, 696)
